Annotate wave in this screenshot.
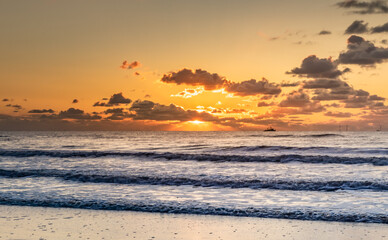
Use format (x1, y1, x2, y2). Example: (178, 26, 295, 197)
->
(0, 150, 387, 165)
(303, 134, 344, 138)
(220, 145, 330, 151)
(249, 134, 344, 138)
(0, 197, 386, 224)
(0, 169, 386, 192)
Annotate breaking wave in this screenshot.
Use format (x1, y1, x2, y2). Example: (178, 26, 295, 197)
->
(0, 150, 387, 166)
(0, 169, 386, 192)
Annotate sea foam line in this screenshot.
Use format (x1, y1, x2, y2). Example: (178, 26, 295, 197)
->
(0, 150, 387, 166)
(0, 197, 386, 224)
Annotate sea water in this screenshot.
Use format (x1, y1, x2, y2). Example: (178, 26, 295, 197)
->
(0, 131, 387, 223)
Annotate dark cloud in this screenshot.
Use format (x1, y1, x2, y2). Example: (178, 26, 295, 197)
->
(225, 78, 281, 96)
(303, 79, 347, 89)
(371, 22, 388, 33)
(5, 104, 22, 110)
(104, 108, 125, 114)
(161, 69, 228, 90)
(28, 109, 55, 114)
(2, 99, 9, 102)
(278, 90, 325, 113)
(318, 30, 332, 35)
(72, 99, 79, 104)
(58, 108, 101, 120)
(129, 100, 217, 122)
(257, 102, 275, 107)
(93, 102, 108, 107)
(279, 90, 311, 107)
(337, 0, 388, 14)
(260, 95, 274, 100)
(344, 95, 371, 108)
(305, 79, 360, 101)
(161, 68, 282, 97)
(369, 94, 385, 100)
(108, 93, 132, 105)
(280, 81, 300, 87)
(120, 60, 141, 70)
(287, 55, 347, 79)
(93, 93, 132, 107)
(104, 108, 132, 120)
(338, 35, 388, 65)
(105, 113, 132, 121)
(340, 90, 385, 108)
(345, 20, 369, 34)
(312, 90, 351, 100)
(144, 94, 151, 98)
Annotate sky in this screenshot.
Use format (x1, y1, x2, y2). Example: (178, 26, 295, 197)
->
(0, 0, 388, 131)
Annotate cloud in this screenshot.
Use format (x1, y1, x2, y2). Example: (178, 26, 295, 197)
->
(344, 20, 388, 34)
(280, 81, 300, 87)
(278, 90, 325, 113)
(5, 104, 22, 111)
(108, 93, 132, 105)
(2, 99, 9, 102)
(303, 79, 349, 89)
(103, 108, 132, 121)
(279, 90, 315, 107)
(318, 30, 332, 35)
(161, 68, 282, 97)
(371, 22, 388, 33)
(161, 69, 228, 90)
(257, 102, 275, 107)
(302, 78, 386, 108)
(28, 109, 55, 114)
(287, 55, 347, 79)
(345, 20, 369, 34)
(129, 100, 217, 122)
(57, 108, 101, 120)
(93, 93, 132, 107)
(338, 35, 388, 65)
(225, 78, 281, 96)
(104, 108, 124, 114)
(336, 0, 388, 14)
(369, 94, 385, 100)
(120, 60, 141, 70)
(72, 99, 78, 104)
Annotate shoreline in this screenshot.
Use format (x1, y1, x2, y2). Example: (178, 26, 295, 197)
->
(0, 205, 386, 240)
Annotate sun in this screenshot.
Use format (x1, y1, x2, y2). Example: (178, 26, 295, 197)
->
(188, 120, 204, 124)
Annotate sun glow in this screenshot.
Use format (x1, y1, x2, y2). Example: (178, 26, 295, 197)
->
(188, 120, 204, 124)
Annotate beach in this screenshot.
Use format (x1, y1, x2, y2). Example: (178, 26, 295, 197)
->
(0, 205, 387, 240)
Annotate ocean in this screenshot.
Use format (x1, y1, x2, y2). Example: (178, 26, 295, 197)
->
(0, 131, 387, 223)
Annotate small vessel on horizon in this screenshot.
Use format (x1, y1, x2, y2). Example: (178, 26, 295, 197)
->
(264, 126, 276, 132)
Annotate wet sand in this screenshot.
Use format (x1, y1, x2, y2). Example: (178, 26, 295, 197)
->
(0, 205, 386, 240)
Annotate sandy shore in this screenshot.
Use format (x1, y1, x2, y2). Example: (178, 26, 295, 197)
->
(0, 205, 386, 240)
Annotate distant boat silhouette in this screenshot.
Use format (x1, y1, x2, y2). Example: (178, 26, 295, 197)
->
(376, 125, 382, 132)
(264, 126, 276, 132)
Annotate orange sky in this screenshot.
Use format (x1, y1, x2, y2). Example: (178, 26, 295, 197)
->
(0, 0, 387, 131)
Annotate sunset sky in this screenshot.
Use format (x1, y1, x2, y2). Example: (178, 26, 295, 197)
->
(1, 0, 388, 130)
